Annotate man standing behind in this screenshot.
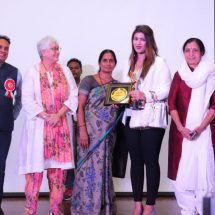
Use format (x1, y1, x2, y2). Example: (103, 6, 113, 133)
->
(0, 35, 22, 214)
(64, 58, 82, 201)
(67, 58, 82, 86)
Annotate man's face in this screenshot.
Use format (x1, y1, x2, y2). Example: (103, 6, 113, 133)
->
(0, 39, 10, 65)
(68, 61, 82, 79)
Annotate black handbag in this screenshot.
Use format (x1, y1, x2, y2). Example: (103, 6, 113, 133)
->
(112, 116, 128, 178)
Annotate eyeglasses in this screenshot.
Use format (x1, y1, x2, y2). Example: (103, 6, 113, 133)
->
(50, 47, 61, 52)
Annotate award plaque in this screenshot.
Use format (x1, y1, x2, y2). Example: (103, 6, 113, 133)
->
(104, 83, 132, 105)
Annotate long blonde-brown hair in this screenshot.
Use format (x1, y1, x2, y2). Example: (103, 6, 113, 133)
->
(129, 25, 158, 79)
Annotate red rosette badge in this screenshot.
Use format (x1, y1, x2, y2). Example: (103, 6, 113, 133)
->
(4, 79, 16, 99)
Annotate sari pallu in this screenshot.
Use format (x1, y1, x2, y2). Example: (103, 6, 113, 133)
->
(39, 63, 72, 164)
(72, 76, 118, 215)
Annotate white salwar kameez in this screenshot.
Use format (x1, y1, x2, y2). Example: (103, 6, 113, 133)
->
(173, 60, 215, 215)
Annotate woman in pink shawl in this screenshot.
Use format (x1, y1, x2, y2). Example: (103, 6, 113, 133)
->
(168, 38, 215, 215)
(18, 36, 78, 215)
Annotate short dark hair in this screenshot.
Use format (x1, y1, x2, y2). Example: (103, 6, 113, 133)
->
(182, 38, 205, 56)
(0, 35, 11, 44)
(67, 58, 82, 69)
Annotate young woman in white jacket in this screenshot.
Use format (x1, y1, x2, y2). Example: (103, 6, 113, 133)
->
(120, 25, 171, 215)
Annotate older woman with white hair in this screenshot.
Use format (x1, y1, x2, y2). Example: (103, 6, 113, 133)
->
(18, 36, 78, 215)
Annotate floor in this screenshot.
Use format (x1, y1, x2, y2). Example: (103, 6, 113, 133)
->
(1, 196, 181, 215)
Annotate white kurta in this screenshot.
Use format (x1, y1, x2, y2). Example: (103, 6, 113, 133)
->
(175, 60, 215, 192)
(17, 63, 78, 174)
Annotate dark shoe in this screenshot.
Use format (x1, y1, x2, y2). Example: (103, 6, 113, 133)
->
(0, 208, 4, 215)
(63, 187, 73, 201)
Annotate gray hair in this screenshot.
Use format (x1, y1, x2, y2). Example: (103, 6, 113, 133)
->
(37, 36, 59, 58)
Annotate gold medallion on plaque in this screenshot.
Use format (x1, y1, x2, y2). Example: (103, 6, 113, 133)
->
(104, 83, 132, 105)
(110, 88, 127, 102)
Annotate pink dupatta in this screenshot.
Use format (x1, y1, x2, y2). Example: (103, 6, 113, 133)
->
(39, 62, 72, 163)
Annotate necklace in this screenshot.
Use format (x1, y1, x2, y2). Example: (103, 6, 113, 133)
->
(42, 62, 54, 87)
(98, 72, 113, 85)
(46, 71, 53, 87)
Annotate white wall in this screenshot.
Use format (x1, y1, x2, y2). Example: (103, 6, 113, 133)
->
(0, 0, 214, 193)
